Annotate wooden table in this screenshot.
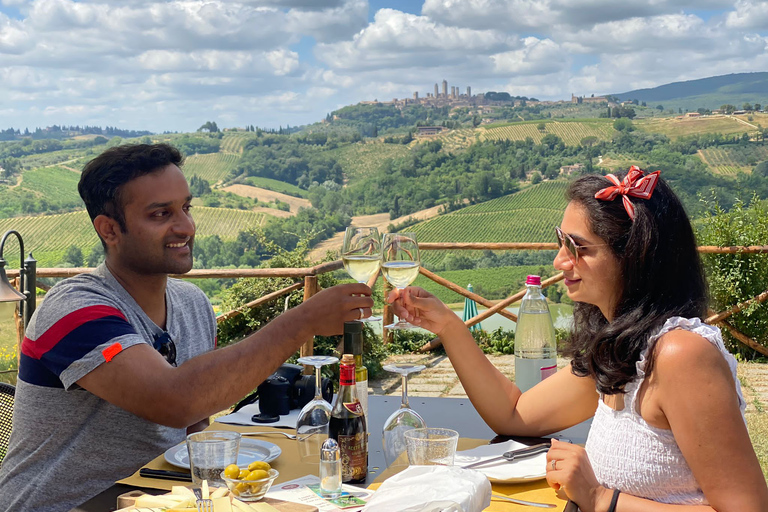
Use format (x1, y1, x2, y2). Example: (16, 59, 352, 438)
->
(71, 395, 590, 511)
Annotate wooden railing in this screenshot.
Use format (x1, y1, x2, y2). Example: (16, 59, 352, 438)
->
(6, 243, 768, 358)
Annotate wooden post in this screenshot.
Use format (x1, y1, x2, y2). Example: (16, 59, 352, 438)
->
(382, 281, 394, 344)
(13, 278, 24, 365)
(718, 320, 768, 357)
(300, 275, 319, 373)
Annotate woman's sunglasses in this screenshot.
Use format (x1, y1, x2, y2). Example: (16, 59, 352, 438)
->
(555, 226, 606, 265)
(152, 331, 177, 367)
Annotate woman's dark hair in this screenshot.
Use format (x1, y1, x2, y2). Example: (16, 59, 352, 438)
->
(78, 143, 184, 237)
(566, 170, 708, 395)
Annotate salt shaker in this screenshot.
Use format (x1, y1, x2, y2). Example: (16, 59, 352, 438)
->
(319, 438, 342, 499)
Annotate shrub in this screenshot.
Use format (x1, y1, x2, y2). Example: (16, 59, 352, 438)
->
(698, 194, 768, 358)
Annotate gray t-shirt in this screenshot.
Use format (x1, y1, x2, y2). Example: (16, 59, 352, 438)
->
(0, 264, 216, 512)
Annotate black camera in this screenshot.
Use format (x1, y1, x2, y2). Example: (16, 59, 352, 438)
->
(257, 363, 333, 417)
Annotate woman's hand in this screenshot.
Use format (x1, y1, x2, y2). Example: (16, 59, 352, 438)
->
(546, 439, 612, 512)
(386, 286, 460, 337)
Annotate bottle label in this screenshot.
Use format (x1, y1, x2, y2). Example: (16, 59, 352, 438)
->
(338, 433, 367, 481)
(339, 363, 355, 386)
(343, 401, 363, 415)
(356, 380, 368, 418)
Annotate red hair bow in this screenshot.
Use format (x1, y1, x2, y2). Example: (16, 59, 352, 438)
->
(594, 166, 660, 221)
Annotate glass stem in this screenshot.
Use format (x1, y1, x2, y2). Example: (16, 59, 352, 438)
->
(400, 373, 410, 409)
(314, 365, 323, 401)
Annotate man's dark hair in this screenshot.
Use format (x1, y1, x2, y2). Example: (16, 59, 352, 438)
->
(78, 143, 184, 237)
(565, 171, 707, 395)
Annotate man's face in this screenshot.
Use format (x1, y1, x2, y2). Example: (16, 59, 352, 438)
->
(113, 164, 195, 275)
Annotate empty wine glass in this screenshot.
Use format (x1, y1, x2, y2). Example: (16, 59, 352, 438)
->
(342, 226, 382, 322)
(382, 232, 420, 330)
(296, 355, 339, 463)
(382, 363, 427, 468)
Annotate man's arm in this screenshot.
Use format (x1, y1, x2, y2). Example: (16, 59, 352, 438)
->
(77, 283, 373, 428)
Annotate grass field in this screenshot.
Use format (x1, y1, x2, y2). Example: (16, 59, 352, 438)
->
(637, 115, 755, 139)
(244, 176, 308, 197)
(327, 141, 411, 180)
(412, 265, 545, 304)
(0, 207, 268, 267)
(480, 119, 616, 146)
(183, 152, 240, 184)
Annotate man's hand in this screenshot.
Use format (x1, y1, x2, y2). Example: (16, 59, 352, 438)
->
(298, 283, 374, 337)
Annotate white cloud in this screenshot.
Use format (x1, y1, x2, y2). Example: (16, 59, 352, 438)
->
(491, 38, 567, 75)
(726, 0, 768, 29)
(286, 0, 367, 42)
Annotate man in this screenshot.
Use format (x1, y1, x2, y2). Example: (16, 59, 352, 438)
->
(0, 143, 373, 512)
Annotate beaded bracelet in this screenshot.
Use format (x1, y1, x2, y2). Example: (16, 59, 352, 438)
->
(607, 488, 621, 512)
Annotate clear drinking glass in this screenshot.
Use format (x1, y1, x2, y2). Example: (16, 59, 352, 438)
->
(382, 363, 427, 468)
(381, 232, 420, 330)
(342, 226, 382, 322)
(296, 355, 339, 463)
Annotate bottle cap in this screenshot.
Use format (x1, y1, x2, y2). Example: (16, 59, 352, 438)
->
(321, 438, 340, 461)
(526, 275, 541, 286)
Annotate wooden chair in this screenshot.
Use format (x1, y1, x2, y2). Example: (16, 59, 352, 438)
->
(0, 382, 15, 466)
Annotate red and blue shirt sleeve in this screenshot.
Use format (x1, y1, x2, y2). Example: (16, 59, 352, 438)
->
(19, 305, 138, 389)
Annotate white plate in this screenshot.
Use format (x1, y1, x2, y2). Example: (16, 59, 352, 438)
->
(164, 438, 282, 469)
(454, 440, 547, 483)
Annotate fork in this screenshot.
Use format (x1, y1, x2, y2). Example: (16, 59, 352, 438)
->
(241, 431, 297, 440)
(192, 488, 213, 512)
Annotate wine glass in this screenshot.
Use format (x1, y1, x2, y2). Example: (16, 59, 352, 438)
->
(382, 363, 427, 468)
(342, 226, 382, 322)
(381, 232, 420, 330)
(296, 355, 339, 463)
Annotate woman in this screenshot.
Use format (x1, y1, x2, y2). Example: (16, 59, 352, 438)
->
(388, 167, 768, 512)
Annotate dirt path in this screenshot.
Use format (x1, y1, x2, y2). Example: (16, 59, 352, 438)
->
(308, 204, 447, 262)
(222, 184, 311, 213)
(697, 149, 710, 166)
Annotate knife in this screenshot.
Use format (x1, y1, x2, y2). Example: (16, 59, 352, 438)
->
(461, 442, 550, 469)
(491, 493, 556, 508)
(139, 468, 193, 482)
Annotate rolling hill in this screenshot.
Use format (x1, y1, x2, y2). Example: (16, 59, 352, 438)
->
(614, 72, 768, 111)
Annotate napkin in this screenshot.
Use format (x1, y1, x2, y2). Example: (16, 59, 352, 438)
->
(362, 465, 491, 512)
(216, 400, 301, 428)
(454, 440, 548, 482)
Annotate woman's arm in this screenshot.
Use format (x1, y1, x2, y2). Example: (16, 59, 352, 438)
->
(389, 287, 599, 435)
(654, 330, 768, 512)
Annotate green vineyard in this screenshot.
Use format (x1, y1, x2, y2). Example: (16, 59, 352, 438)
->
(244, 176, 307, 197)
(0, 207, 267, 267)
(183, 152, 240, 183)
(698, 144, 768, 175)
(411, 181, 568, 265)
(220, 132, 257, 154)
(327, 141, 411, 179)
(18, 166, 86, 206)
(480, 120, 615, 146)
(420, 128, 478, 152)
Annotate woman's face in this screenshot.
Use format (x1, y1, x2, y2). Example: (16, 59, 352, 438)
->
(553, 201, 622, 321)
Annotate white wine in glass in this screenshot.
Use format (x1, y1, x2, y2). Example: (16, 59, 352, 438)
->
(342, 227, 382, 322)
(382, 232, 420, 330)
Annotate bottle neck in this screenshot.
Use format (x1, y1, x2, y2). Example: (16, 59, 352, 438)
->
(340, 362, 356, 386)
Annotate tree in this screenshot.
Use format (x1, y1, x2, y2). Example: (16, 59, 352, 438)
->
(580, 136, 598, 147)
(198, 121, 220, 133)
(743, 103, 753, 112)
(62, 245, 84, 267)
(530, 171, 542, 184)
(536, 122, 546, 132)
(613, 118, 634, 132)
(755, 103, 762, 112)
(656, 105, 664, 111)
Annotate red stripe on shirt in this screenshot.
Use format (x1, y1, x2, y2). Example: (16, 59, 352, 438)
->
(22, 305, 128, 360)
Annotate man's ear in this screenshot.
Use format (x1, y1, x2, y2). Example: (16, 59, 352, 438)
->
(93, 215, 121, 249)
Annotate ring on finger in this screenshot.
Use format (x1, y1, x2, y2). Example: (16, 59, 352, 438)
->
(551, 459, 557, 471)
(358, 307, 364, 320)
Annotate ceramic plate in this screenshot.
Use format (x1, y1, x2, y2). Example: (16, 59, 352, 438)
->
(164, 438, 281, 469)
(455, 440, 547, 483)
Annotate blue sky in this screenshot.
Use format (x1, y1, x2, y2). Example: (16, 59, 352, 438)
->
(0, 0, 766, 133)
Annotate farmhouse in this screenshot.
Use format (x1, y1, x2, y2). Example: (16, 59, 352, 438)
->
(417, 126, 446, 136)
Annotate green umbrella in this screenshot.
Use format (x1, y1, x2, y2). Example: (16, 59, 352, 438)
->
(462, 283, 482, 332)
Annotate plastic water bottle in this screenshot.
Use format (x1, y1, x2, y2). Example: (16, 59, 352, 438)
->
(514, 275, 557, 392)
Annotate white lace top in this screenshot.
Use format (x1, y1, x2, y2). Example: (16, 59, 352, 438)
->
(584, 317, 746, 505)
